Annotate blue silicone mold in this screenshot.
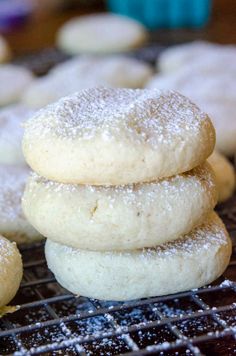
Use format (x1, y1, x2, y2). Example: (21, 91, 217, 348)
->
(107, 0, 212, 29)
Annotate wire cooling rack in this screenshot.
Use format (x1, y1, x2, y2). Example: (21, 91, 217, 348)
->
(3, 46, 236, 355)
(0, 196, 235, 356)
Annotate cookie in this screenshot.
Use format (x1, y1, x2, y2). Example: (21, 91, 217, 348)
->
(22, 55, 153, 108)
(0, 104, 34, 165)
(197, 97, 236, 157)
(57, 13, 148, 54)
(0, 164, 42, 243)
(0, 235, 22, 307)
(0, 64, 33, 107)
(45, 212, 231, 301)
(157, 41, 236, 73)
(22, 88, 215, 185)
(23, 163, 217, 251)
(147, 60, 236, 156)
(208, 151, 235, 203)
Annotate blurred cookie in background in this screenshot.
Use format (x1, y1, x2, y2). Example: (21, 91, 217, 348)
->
(150, 52, 236, 99)
(0, 235, 22, 307)
(208, 151, 235, 203)
(0, 104, 34, 165)
(0, 64, 34, 106)
(157, 41, 236, 73)
(57, 13, 148, 55)
(196, 97, 236, 157)
(0, 164, 42, 244)
(147, 54, 236, 156)
(22, 55, 153, 108)
(22, 88, 215, 185)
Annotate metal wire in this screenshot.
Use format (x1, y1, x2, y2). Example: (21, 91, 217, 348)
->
(0, 196, 235, 355)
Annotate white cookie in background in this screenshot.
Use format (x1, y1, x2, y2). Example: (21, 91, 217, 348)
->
(157, 41, 236, 73)
(0, 35, 11, 63)
(51, 55, 153, 88)
(195, 97, 236, 157)
(23, 163, 217, 251)
(22, 88, 215, 185)
(45, 212, 231, 301)
(22, 55, 153, 108)
(0, 104, 34, 165)
(0, 236, 22, 307)
(147, 59, 236, 156)
(208, 151, 235, 203)
(0, 64, 33, 107)
(57, 13, 148, 55)
(148, 54, 236, 100)
(0, 164, 42, 244)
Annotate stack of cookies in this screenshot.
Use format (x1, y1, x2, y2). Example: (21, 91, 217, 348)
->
(22, 88, 232, 301)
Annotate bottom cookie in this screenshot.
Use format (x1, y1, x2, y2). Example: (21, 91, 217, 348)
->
(45, 212, 231, 301)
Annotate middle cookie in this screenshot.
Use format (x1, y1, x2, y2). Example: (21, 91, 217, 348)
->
(23, 163, 217, 251)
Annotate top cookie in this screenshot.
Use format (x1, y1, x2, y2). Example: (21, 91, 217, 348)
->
(22, 88, 215, 185)
(57, 13, 148, 54)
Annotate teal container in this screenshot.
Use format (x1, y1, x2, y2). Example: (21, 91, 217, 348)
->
(107, 0, 212, 29)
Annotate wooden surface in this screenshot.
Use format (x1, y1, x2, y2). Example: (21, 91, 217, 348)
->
(3, 0, 236, 56)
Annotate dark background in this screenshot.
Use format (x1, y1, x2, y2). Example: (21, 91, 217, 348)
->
(3, 0, 236, 56)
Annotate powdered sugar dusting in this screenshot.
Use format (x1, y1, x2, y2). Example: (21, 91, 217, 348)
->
(24, 88, 208, 148)
(0, 236, 15, 265)
(27, 162, 215, 208)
